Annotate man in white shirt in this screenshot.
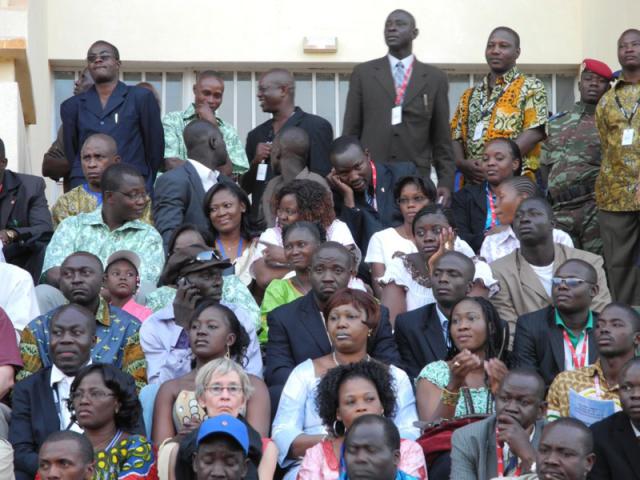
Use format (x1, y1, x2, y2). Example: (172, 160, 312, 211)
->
(153, 119, 230, 251)
(9, 304, 95, 479)
(0, 262, 40, 332)
(490, 197, 611, 333)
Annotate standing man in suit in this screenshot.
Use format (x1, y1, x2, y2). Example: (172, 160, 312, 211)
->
(490, 197, 611, 332)
(0, 138, 53, 282)
(513, 259, 600, 388)
(265, 242, 401, 411)
(394, 251, 474, 380)
(342, 9, 455, 204)
(242, 68, 333, 223)
(153, 120, 230, 251)
(328, 135, 416, 263)
(9, 304, 95, 480)
(450, 369, 546, 480)
(61, 40, 164, 193)
(590, 357, 640, 480)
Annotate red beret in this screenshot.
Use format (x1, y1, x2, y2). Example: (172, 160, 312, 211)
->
(581, 58, 613, 80)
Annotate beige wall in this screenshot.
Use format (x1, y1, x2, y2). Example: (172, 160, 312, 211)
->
(7, 0, 639, 190)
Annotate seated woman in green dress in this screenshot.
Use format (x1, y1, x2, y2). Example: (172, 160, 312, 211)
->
(416, 296, 510, 421)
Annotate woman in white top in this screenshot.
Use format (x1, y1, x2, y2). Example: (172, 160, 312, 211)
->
(365, 175, 437, 298)
(271, 289, 419, 480)
(380, 204, 481, 327)
(481, 176, 573, 264)
(251, 179, 356, 290)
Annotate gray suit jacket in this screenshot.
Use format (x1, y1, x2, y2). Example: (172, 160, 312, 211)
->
(342, 56, 454, 186)
(152, 161, 210, 252)
(450, 415, 545, 480)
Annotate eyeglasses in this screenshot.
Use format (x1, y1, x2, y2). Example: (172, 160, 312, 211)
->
(87, 53, 115, 63)
(205, 384, 243, 396)
(70, 389, 115, 402)
(551, 277, 592, 288)
(108, 190, 149, 202)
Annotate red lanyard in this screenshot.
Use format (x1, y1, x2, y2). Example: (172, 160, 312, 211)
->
(496, 434, 522, 477)
(369, 160, 378, 211)
(394, 61, 414, 106)
(563, 330, 588, 369)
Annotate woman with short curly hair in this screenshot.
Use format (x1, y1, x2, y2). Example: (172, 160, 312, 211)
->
(68, 363, 158, 479)
(250, 179, 357, 291)
(296, 360, 427, 479)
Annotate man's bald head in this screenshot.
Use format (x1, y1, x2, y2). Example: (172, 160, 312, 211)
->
(184, 119, 227, 169)
(81, 134, 118, 157)
(262, 68, 294, 90)
(278, 127, 309, 159)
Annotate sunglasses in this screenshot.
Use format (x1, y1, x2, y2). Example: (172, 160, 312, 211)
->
(551, 277, 592, 288)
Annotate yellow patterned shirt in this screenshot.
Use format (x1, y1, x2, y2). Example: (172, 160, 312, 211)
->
(18, 297, 147, 391)
(51, 183, 153, 228)
(451, 66, 548, 176)
(546, 360, 621, 421)
(595, 76, 640, 211)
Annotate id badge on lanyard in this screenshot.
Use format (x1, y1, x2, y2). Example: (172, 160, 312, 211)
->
(391, 62, 414, 126)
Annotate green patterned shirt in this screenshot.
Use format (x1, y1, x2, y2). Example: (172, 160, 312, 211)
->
(162, 103, 249, 174)
(42, 207, 165, 286)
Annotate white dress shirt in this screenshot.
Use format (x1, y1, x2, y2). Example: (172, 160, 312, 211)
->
(388, 53, 415, 76)
(0, 263, 40, 332)
(481, 226, 573, 264)
(49, 364, 83, 433)
(187, 158, 220, 193)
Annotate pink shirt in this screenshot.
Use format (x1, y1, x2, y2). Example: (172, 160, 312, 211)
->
(120, 298, 153, 322)
(297, 438, 427, 480)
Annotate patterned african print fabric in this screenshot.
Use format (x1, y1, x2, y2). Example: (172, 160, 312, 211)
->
(94, 434, 158, 479)
(451, 66, 548, 176)
(162, 103, 249, 174)
(42, 207, 164, 286)
(595, 76, 640, 211)
(17, 297, 147, 391)
(51, 183, 153, 228)
(546, 359, 621, 421)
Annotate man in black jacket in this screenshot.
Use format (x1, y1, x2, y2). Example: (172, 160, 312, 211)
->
(9, 304, 95, 480)
(513, 259, 599, 388)
(394, 251, 474, 380)
(265, 242, 401, 412)
(242, 68, 333, 223)
(0, 138, 53, 281)
(327, 135, 415, 274)
(590, 357, 640, 480)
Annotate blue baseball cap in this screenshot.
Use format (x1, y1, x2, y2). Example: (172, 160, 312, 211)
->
(196, 415, 249, 455)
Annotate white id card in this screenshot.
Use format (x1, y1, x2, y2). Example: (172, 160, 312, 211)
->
(256, 162, 268, 181)
(473, 122, 484, 141)
(622, 128, 635, 146)
(391, 106, 402, 125)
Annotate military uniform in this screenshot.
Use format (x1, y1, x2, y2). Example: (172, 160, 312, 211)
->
(540, 101, 603, 255)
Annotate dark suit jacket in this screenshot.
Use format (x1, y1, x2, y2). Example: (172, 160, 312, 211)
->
(0, 170, 53, 281)
(394, 303, 448, 380)
(265, 292, 401, 409)
(451, 415, 545, 480)
(452, 182, 488, 253)
(590, 411, 640, 480)
(335, 161, 416, 260)
(513, 306, 598, 388)
(242, 107, 333, 222)
(61, 82, 164, 192)
(9, 367, 61, 480)
(152, 162, 229, 251)
(342, 56, 455, 186)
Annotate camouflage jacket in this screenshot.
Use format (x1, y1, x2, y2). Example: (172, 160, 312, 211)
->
(541, 101, 601, 206)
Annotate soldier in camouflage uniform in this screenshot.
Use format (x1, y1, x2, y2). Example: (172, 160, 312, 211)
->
(539, 59, 612, 255)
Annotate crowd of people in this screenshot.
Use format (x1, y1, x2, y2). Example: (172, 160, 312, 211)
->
(0, 8, 639, 480)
